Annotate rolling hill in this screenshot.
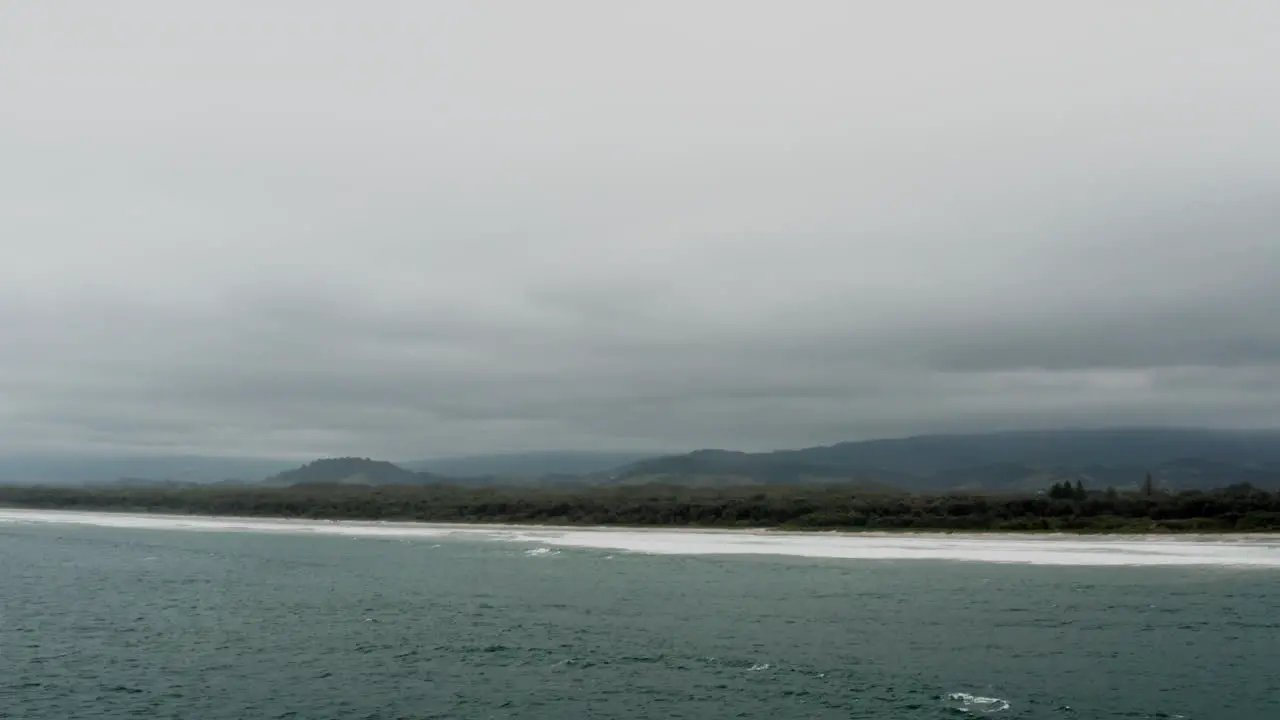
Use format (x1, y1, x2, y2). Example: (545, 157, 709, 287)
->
(261, 457, 433, 487)
(615, 429, 1280, 491)
(4, 428, 1277, 492)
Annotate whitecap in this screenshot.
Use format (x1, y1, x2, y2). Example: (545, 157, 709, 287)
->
(946, 692, 1010, 714)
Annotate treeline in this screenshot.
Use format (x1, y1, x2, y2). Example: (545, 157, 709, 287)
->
(2, 482, 1280, 532)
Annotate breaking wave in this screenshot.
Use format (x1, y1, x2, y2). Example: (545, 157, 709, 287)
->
(945, 692, 1011, 714)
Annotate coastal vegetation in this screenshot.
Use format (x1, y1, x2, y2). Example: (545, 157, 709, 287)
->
(2, 482, 1278, 532)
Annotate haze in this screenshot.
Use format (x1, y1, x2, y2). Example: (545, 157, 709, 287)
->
(2, 2, 1278, 460)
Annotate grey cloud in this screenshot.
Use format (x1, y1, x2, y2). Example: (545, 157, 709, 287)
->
(2, 2, 1280, 459)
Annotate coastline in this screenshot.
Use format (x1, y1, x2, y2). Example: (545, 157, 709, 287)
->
(5, 507, 1280, 567)
(5, 482, 1276, 535)
(4, 504, 1280, 540)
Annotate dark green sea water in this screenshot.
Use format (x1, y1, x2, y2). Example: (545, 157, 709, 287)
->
(3, 520, 1279, 719)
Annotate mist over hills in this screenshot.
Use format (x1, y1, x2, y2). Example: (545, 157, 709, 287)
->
(258, 455, 646, 489)
(0, 451, 643, 488)
(1, 429, 1277, 492)
(401, 451, 656, 478)
(0, 455, 297, 487)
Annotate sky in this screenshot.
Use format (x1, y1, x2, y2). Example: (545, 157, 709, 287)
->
(2, 2, 1279, 460)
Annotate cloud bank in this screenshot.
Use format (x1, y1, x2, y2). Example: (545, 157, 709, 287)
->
(2, 2, 1278, 458)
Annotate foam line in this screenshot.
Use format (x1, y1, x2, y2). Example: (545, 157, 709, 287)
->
(3, 509, 1279, 567)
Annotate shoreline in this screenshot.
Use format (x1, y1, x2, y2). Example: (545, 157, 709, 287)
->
(7, 507, 1280, 566)
(4, 504, 1280, 540)
(4, 482, 1276, 535)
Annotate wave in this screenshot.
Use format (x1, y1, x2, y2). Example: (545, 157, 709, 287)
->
(4, 509, 1280, 567)
(945, 692, 1010, 714)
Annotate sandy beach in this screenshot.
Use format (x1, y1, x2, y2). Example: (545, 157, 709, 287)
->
(5, 507, 1280, 567)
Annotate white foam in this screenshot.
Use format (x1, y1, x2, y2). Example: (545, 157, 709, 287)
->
(3, 509, 1280, 567)
(946, 692, 1011, 714)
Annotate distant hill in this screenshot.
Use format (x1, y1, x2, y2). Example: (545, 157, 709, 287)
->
(616, 429, 1280, 491)
(402, 451, 658, 478)
(262, 457, 431, 487)
(0, 452, 648, 489)
(5, 429, 1278, 492)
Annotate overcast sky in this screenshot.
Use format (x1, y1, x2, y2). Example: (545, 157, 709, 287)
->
(2, 2, 1279, 459)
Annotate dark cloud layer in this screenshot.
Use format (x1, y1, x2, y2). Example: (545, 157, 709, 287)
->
(2, 2, 1279, 459)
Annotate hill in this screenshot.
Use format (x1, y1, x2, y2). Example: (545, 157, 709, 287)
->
(262, 457, 432, 487)
(617, 429, 1280, 491)
(5, 428, 1278, 492)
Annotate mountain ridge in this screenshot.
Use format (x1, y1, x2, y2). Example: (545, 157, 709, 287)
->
(3, 428, 1278, 491)
(614, 428, 1280, 490)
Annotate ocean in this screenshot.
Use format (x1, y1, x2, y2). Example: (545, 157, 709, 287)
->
(2, 510, 1279, 719)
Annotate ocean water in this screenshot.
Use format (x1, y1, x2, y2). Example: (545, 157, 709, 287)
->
(2, 511, 1279, 719)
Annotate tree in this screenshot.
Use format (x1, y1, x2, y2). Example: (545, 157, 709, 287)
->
(1074, 480, 1086, 500)
(1048, 481, 1078, 500)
